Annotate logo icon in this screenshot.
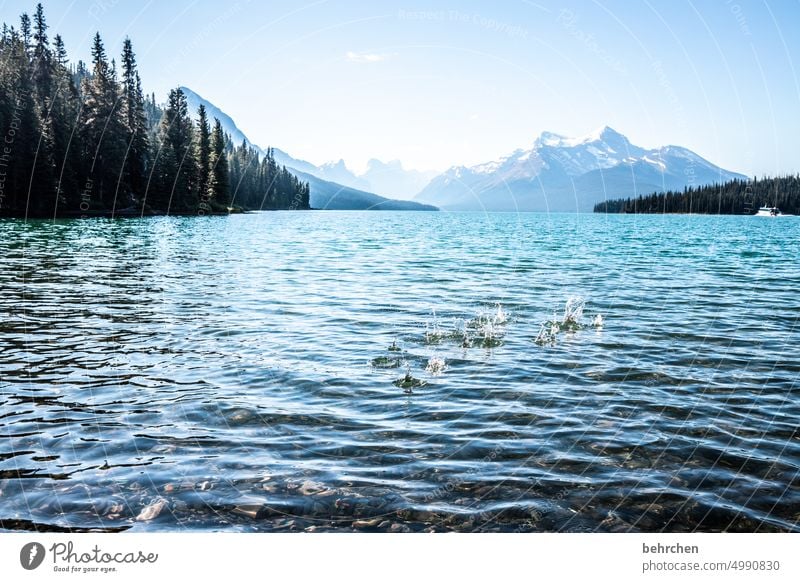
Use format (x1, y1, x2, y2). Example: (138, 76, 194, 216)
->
(20, 542, 46, 570)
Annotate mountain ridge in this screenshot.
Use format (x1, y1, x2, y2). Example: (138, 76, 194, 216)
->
(180, 87, 436, 211)
(415, 126, 747, 211)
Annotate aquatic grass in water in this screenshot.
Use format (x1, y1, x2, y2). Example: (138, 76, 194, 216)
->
(371, 356, 405, 369)
(393, 366, 427, 393)
(425, 356, 447, 375)
(534, 296, 603, 346)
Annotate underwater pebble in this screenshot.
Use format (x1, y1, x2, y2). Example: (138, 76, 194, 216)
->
(299, 481, 326, 495)
(136, 497, 168, 521)
(232, 504, 262, 519)
(352, 518, 382, 528)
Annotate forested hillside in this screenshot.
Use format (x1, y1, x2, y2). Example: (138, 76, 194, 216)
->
(594, 175, 800, 215)
(0, 4, 309, 217)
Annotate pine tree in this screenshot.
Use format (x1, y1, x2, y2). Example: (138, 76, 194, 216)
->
(50, 33, 81, 212)
(19, 13, 31, 53)
(120, 38, 149, 208)
(209, 118, 229, 206)
(0, 26, 42, 215)
(152, 87, 197, 212)
(29, 2, 58, 215)
(196, 104, 210, 200)
(80, 32, 127, 211)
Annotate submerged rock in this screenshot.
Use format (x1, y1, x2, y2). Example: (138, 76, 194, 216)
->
(352, 518, 382, 528)
(136, 497, 168, 521)
(232, 504, 263, 519)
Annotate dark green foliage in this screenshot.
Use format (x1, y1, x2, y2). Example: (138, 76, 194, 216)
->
(228, 145, 309, 210)
(195, 104, 210, 203)
(208, 118, 229, 206)
(120, 37, 149, 210)
(594, 176, 800, 215)
(151, 87, 197, 212)
(0, 5, 308, 217)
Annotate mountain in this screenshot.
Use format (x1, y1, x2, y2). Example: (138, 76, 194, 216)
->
(181, 86, 250, 148)
(291, 170, 437, 211)
(360, 159, 438, 200)
(304, 158, 437, 200)
(180, 87, 436, 211)
(315, 159, 371, 191)
(415, 126, 747, 211)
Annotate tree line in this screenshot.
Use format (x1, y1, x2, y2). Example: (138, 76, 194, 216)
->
(594, 175, 800, 215)
(0, 4, 309, 218)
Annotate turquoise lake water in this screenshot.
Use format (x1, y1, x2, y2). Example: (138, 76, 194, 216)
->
(0, 211, 798, 532)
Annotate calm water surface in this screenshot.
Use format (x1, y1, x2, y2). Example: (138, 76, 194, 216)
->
(0, 212, 798, 532)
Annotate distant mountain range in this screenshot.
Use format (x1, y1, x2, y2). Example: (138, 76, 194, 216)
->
(414, 126, 747, 212)
(313, 158, 438, 201)
(180, 87, 436, 211)
(180, 88, 744, 213)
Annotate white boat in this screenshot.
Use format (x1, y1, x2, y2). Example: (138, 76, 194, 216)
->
(755, 205, 792, 217)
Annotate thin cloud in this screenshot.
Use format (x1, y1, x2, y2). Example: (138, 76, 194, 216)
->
(346, 51, 393, 63)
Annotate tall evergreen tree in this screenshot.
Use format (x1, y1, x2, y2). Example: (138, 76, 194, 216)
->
(80, 32, 127, 210)
(19, 13, 31, 52)
(152, 87, 197, 212)
(29, 2, 59, 215)
(0, 25, 42, 215)
(49, 33, 81, 212)
(195, 104, 210, 201)
(209, 117, 229, 206)
(120, 38, 149, 206)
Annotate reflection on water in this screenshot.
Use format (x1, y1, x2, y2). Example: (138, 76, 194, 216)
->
(0, 212, 798, 532)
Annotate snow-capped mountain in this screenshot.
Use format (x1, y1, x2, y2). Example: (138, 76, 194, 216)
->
(415, 126, 747, 211)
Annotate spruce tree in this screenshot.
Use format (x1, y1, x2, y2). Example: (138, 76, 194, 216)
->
(196, 104, 210, 201)
(209, 118, 229, 206)
(120, 38, 149, 208)
(153, 87, 197, 212)
(80, 33, 127, 211)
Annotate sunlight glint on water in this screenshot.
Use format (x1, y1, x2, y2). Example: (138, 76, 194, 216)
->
(0, 211, 798, 532)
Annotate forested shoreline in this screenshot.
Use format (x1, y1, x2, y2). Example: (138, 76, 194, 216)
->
(0, 4, 309, 218)
(594, 175, 800, 215)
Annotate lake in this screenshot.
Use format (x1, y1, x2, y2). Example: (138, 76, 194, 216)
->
(0, 211, 798, 532)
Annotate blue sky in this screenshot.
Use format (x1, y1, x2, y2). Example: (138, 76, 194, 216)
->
(3, 0, 799, 176)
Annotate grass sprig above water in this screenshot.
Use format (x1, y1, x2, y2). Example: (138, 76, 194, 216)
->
(534, 297, 603, 346)
(393, 366, 427, 393)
